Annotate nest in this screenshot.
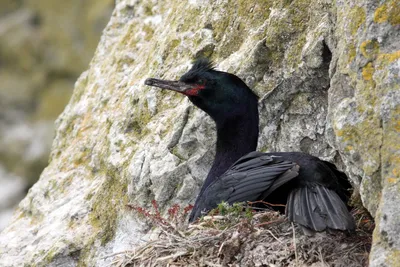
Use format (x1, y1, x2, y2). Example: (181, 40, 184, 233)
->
(106, 204, 372, 267)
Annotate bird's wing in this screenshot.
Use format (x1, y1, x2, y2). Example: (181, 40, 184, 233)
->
(189, 152, 299, 221)
(286, 185, 355, 232)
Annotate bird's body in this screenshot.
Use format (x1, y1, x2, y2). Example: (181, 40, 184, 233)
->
(145, 58, 355, 232)
(189, 151, 354, 231)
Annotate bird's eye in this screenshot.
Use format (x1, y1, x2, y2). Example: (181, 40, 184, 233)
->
(198, 78, 205, 84)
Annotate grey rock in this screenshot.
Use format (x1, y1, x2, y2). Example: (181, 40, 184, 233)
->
(0, 0, 399, 266)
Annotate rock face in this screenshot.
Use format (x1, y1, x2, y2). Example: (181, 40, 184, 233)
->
(0, 1, 114, 230)
(0, 0, 399, 266)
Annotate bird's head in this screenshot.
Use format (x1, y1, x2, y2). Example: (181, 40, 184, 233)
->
(145, 58, 258, 123)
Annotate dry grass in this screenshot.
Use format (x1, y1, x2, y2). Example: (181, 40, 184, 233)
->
(105, 203, 372, 267)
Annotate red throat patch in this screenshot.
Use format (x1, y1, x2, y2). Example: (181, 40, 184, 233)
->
(184, 85, 205, 96)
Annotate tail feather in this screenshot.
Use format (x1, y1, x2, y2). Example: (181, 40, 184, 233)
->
(286, 185, 355, 232)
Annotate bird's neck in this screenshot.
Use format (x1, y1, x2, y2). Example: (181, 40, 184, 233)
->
(203, 107, 259, 191)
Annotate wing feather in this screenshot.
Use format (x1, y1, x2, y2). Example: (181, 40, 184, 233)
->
(286, 185, 355, 231)
(189, 153, 299, 222)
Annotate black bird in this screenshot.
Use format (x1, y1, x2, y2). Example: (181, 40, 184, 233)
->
(145, 59, 355, 232)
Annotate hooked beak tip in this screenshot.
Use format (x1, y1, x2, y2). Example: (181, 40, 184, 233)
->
(144, 78, 154, 86)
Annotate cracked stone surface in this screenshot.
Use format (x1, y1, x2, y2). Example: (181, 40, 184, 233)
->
(0, 0, 399, 266)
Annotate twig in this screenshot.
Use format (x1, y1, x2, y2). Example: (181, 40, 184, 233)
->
(292, 222, 298, 266)
(218, 241, 226, 256)
(109, 209, 371, 267)
(156, 250, 187, 262)
(202, 215, 226, 221)
(248, 200, 286, 207)
(205, 261, 223, 267)
(188, 224, 205, 230)
(256, 218, 285, 227)
(101, 249, 135, 260)
(266, 229, 283, 244)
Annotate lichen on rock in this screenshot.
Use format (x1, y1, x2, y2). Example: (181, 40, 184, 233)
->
(0, 0, 399, 266)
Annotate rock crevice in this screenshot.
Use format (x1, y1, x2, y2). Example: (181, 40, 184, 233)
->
(0, 1, 399, 266)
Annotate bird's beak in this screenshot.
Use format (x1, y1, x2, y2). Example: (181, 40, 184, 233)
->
(144, 78, 192, 94)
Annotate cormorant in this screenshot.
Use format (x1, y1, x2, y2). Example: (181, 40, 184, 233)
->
(145, 58, 355, 232)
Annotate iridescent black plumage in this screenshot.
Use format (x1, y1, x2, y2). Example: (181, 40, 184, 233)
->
(180, 58, 215, 82)
(145, 59, 355, 232)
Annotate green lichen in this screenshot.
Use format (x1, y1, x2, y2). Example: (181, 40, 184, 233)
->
(335, 115, 382, 176)
(85, 192, 94, 201)
(377, 50, 400, 68)
(348, 42, 357, 63)
(72, 147, 91, 167)
(88, 167, 128, 246)
(285, 34, 307, 68)
(118, 22, 140, 48)
(143, 24, 155, 41)
(17, 196, 45, 225)
(169, 3, 202, 33)
(374, 0, 400, 25)
(171, 147, 186, 161)
(348, 6, 366, 35)
(264, 0, 311, 69)
(69, 74, 89, 105)
(237, 0, 272, 27)
(143, 3, 153, 16)
(166, 39, 181, 53)
(32, 247, 59, 266)
(362, 62, 375, 81)
(360, 40, 380, 60)
(126, 99, 152, 139)
(359, 64, 379, 107)
(209, 0, 273, 59)
(381, 106, 400, 188)
(60, 176, 73, 193)
(77, 164, 129, 265)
